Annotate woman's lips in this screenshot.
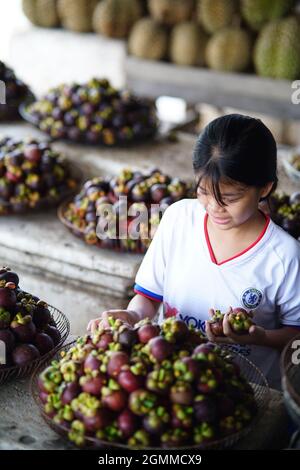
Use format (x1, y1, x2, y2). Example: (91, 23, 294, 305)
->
(210, 214, 231, 225)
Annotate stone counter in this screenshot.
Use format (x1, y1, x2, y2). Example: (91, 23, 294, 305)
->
(0, 372, 289, 450)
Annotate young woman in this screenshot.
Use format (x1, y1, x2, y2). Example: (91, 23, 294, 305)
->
(88, 114, 300, 389)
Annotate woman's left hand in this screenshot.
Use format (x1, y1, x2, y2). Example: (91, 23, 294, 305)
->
(205, 309, 267, 346)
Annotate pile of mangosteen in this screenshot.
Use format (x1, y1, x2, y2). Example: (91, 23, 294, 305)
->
(26, 78, 157, 145)
(0, 137, 78, 214)
(269, 192, 300, 240)
(208, 308, 254, 337)
(37, 316, 257, 449)
(0, 61, 30, 121)
(63, 167, 194, 252)
(0, 267, 61, 369)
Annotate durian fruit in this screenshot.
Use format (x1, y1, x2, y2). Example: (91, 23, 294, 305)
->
(197, 0, 237, 34)
(148, 0, 194, 26)
(170, 22, 208, 66)
(128, 17, 168, 60)
(206, 28, 252, 72)
(57, 0, 98, 32)
(241, 0, 295, 31)
(93, 0, 142, 38)
(254, 16, 300, 80)
(22, 0, 59, 27)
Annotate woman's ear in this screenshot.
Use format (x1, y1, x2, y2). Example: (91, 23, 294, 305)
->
(260, 182, 274, 200)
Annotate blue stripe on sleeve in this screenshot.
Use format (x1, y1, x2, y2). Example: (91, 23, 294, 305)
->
(134, 284, 163, 302)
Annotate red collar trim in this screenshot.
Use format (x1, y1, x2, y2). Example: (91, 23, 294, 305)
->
(204, 212, 270, 266)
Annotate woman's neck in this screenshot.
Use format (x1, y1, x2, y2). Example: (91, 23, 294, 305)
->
(208, 210, 266, 241)
(206, 210, 268, 264)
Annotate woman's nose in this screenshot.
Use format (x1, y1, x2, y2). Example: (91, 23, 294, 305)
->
(208, 198, 226, 212)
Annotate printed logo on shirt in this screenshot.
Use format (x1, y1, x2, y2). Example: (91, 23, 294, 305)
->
(241, 287, 263, 310)
(164, 303, 207, 333)
(164, 302, 178, 319)
(179, 314, 206, 334)
(225, 344, 251, 357)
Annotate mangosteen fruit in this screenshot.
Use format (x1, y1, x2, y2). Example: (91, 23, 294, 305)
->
(194, 395, 217, 423)
(130, 182, 149, 203)
(94, 331, 113, 350)
(34, 332, 54, 355)
(12, 344, 40, 366)
(83, 409, 111, 433)
(102, 389, 128, 412)
(61, 382, 81, 405)
(79, 373, 106, 396)
(0, 282, 17, 309)
(44, 325, 61, 346)
(162, 318, 189, 343)
(150, 184, 168, 203)
(0, 307, 11, 328)
(128, 389, 157, 416)
(10, 313, 36, 343)
(208, 310, 225, 337)
(143, 407, 170, 435)
(148, 336, 174, 362)
(173, 356, 201, 382)
(228, 308, 254, 335)
(0, 267, 19, 286)
(117, 326, 138, 349)
(83, 353, 101, 373)
(32, 301, 51, 328)
(24, 145, 42, 163)
(117, 409, 138, 438)
(107, 351, 130, 377)
(137, 324, 160, 344)
(118, 369, 143, 393)
(170, 382, 194, 405)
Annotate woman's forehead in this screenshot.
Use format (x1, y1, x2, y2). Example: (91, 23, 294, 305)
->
(198, 176, 246, 194)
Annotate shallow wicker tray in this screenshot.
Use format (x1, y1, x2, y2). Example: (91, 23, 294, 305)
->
(57, 197, 148, 254)
(0, 163, 82, 216)
(0, 305, 70, 385)
(31, 341, 270, 450)
(19, 99, 158, 148)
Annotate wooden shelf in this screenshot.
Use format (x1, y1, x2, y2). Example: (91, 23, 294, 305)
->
(125, 56, 299, 119)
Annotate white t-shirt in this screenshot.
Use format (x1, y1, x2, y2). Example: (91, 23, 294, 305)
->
(134, 199, 300, 389)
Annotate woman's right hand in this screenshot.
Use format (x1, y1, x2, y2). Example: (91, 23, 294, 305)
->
(87, 309, 140, 333)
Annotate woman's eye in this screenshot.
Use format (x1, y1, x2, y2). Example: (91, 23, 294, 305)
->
(225, 198, 239, 204)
